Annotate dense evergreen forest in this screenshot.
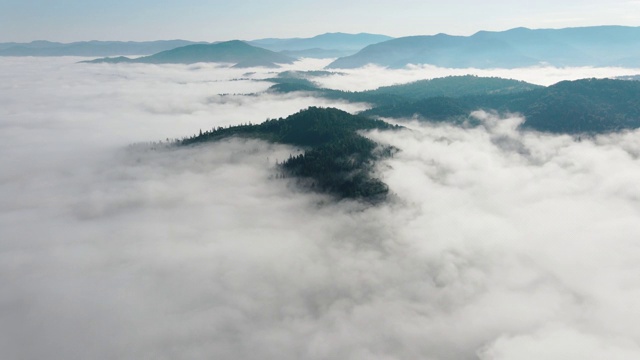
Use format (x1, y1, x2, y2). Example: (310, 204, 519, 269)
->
(365, 78, 640, 133)
(173, 76, 640, 200)
(268, 74, 640, 134)
(268, 75, 541, 108)
(181, 107, 400, 200)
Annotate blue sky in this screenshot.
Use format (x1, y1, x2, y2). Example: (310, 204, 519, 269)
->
(1, 0, 639, 42)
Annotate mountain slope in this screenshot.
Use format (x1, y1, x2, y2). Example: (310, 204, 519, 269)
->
(365, 78, 640, 133)
(85, 40, 296, 66)
(181, 107, 400, 200)
(268, 75, 541, 107)
(250, 32, 392, 51)
(363, 75, 542, 99)
(327, 26, 640, 69)
(250, 32, 393, 58)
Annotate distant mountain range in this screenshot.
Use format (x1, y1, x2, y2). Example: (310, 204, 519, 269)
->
(0, 33, 392, 59)
(249, 32, 393, 58)
(83, 40, 296, 67)
(327, 26, 640, 69)
(0, 40, 202, 57)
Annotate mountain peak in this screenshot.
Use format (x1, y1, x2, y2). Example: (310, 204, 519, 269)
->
(84, 40, 296, 66)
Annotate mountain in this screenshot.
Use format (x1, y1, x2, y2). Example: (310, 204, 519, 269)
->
(327, 26, 640, 69)
(180, 107, 400, 200)
(279, 48, 359, 59)
(84, 40, 296, 67)
(363, 75, 542, 99)
(268, 75, 541, 107)
(250, 33, 393, 58)
(469, 78, 640, 133)
(0, 40, 201, 56)
(617, 75, 640, 81)
(364, 78, 640, 134)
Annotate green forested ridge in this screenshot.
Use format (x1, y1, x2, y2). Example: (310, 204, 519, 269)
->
(268, 75, 640, 134)
(365, 78, 640, 133)
(361, 97, 473, 123)
(181, 107, 400, 200)
(268, 75, 540, 108)
(363, 75, 542, 99)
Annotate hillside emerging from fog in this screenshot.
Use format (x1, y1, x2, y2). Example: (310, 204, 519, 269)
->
(327, 26, 640, 69)
(181, 107, 400, 200)
(84, 40, 296, 67)
(269, 74, 542, 107)
(364, 78, 640, 133)
(267, 73, 640, 134)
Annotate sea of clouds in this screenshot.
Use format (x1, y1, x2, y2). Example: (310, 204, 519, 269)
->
(2, 57, 640, 360)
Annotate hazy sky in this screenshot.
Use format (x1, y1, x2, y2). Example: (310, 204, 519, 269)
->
(1, 0, 639, 42)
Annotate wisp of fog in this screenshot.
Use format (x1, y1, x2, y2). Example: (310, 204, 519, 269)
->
(2, 57, 640, 360)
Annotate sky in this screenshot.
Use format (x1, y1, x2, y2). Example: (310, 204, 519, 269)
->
(2, 57, 640, 359)
(0, 0, 639, 42)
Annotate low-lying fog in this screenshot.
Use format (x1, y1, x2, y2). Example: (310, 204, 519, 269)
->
(2, 57, 640, 360)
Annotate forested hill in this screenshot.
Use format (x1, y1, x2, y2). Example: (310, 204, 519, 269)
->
(181, 107, 401, 200)
(268, 75, 540, 107)
(471, 78, 640, 133)
(364, 78, 640, 134)
(84, 40, 295, 67)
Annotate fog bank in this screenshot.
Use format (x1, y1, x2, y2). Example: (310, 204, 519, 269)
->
(2, 57, 640, 360)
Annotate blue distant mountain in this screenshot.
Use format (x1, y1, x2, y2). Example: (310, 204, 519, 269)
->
(0, 40, 202, 56)
(84, 40, 296, 67)
(0, 33, 393, 59)
(327, 26, 640, 69)
(250, 32, 393, 58)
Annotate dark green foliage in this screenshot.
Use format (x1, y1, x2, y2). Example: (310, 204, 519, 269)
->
(181, 107, 400, 200)
(616, 75, 640, 81)
(365, 78, 640, 134)
(363, 75, 542, 100)
(267, 75, 640, 134)
(492, 79, 640, 133)
(262, 70, 345, 92)
(268, 75, 539, 108)
(362, 97, 472, 123)
(263, 78, 319, 89)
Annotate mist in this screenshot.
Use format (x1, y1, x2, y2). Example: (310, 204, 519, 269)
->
(2, 57, 640, 360)
(314, 63, 640, 90)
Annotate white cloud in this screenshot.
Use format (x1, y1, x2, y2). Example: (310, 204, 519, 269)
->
(314, 64, 640, 90)
(2, 57, 640, 360)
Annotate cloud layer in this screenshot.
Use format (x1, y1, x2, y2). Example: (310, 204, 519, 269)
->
(2, 57, 640, 360)
(314, 64, 640, 90)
